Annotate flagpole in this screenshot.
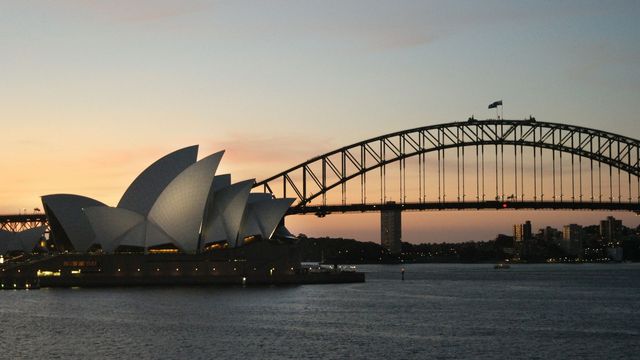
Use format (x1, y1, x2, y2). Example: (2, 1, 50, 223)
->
(488, 100, 503, 119)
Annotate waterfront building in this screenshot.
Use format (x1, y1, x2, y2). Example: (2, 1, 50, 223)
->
(513, 221, 532, 242)
(600, 216, 623, 261)
(600, 216, 622, 245)
(40, 146, 295, 254)
(513, 220, 532, 256)
(562, 224, 583, 258)
(381, 202, 401, 254)
(607, 247, 624, 262)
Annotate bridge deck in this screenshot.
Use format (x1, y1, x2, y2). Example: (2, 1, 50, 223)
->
(0, 214, 47, 222)
(289, 201, 640, 215)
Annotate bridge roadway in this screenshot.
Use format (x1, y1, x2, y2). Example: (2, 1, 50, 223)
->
(289, 200, 640, 216)
(0, 214, 47, 222)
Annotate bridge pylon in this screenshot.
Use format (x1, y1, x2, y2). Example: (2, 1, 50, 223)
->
(381, 202, 402, 254)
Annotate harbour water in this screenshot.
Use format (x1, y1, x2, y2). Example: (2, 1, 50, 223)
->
(1, 263, 639, 359)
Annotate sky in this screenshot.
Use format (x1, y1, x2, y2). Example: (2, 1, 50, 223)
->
(1, 0, 640, 243)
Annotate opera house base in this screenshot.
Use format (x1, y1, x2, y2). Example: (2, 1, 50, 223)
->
(0, 241, 364, 290)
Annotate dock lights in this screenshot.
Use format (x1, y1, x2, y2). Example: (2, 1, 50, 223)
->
(0, 255, 3, 264)
(242, 277, 246, 285)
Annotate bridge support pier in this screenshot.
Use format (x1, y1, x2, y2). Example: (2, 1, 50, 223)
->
(381, 202, 401, 255)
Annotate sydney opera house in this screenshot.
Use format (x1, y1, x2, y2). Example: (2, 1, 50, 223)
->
(1, 146, 363, 289)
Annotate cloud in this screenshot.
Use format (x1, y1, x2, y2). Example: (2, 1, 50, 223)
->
(58, 0, 213, 23)
(326, 1, 624, 52)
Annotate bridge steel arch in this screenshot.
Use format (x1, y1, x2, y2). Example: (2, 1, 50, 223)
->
(254, 119, 640, 215)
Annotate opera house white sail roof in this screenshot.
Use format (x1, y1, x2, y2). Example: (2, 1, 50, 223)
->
(118, 145, 198, 216)
(41, 194, 106, 253)
(201, 179, 254, 248)
(39, 146, 294, 254)
(147, 151, 224, 253)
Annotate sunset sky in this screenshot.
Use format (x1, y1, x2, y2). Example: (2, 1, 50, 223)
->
(2, 1, 640, 243)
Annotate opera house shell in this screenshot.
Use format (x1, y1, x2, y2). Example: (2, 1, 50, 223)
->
(41, 145, 294, 255)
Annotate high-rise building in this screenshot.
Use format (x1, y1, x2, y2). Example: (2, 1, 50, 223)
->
(381, 202, 401, 255)
(513, 221, 532, 257)
(513, 220, 532, 242)
(600, 216, 623, 261)
(600, 216, 622, 245)
(562, 224, 583, 258)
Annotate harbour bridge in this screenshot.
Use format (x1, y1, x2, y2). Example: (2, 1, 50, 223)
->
(3, 118, 640, 241)
(254, 118, 640, 215)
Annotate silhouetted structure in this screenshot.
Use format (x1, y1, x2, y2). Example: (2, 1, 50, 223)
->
(514, 220, 532, 257)
(600, 216, 623, 261)
(600, 216, 622, 244)
(562, 224, 583, 258)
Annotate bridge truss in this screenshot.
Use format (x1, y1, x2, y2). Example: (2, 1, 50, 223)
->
(254, 118, 640, 215)
(0, 214, 48, 232)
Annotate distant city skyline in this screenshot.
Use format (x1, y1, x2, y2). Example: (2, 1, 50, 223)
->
(2, 1, 640, 243)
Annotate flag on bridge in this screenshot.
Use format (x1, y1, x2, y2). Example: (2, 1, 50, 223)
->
(488, 100, 503, 109)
